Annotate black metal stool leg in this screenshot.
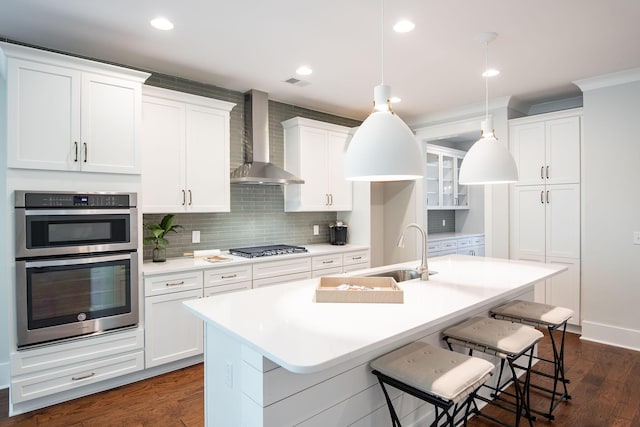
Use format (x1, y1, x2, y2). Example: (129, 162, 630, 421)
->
(377, 377, 402, 427)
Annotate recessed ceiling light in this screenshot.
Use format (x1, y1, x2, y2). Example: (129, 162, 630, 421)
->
(482, 68, 500, 77)
(150, 17, 174, 31)
(296, 66, 313, 76)
(393, 20, 415, 33)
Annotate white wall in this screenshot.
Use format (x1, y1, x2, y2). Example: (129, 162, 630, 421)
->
(577, 74, 640, 350)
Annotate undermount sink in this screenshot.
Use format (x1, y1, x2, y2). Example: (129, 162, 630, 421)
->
(366, 269, 422, 282)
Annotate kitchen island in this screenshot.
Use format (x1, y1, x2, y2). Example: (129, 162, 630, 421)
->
(183, 255, 566, 427)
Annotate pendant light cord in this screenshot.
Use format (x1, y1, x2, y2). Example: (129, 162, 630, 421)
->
(380, 0, 385, 85)
(484, 40, 489, 123)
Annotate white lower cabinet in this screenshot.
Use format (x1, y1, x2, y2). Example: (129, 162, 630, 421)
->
(311, 253, 344, 277)
(10, 328, 144, 404)
(342, 249, 370, 273)
(204, 264, 252, 296)
(144, 271, 204, 368)
(144, 288, 203, 368)
(253, 257, 312, 288)
(427, 235, 485, 258)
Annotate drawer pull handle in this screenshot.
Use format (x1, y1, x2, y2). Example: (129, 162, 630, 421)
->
(72, 372, 95, 381)
(352, 256, 362, 260)
(165, 281, 185, 287)
(221, 274, 237, 279)
(322, 260, 334, 264)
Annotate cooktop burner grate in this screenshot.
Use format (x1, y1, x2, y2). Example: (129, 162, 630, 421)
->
(228, 244, 308, 258)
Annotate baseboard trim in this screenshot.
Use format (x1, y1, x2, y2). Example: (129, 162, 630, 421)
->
(580, 320, 640, 351)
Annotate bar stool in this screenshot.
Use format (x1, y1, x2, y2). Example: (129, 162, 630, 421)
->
(442, 316, 544, 427)
(371, 341, 494, 427)
(490, 300, 573, 420)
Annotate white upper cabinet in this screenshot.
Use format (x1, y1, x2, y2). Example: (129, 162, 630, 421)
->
(510, 111, 581, 186)
(425, 145, 468, 210)
(3, 43, 149, 174)
(141, 85, 235, 213)
(282, 117, 353, 212)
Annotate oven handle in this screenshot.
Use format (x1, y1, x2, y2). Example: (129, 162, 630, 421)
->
(23, 253, 135, 268)
(23, 209, 133, 216)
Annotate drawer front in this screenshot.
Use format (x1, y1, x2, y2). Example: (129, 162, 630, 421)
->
(11, 328, 143, 376)
(440, 239, 457, 250)
(471, 236, 485, 246)
(204, 264, 252, 287)
(11, 351, 144, 403)
(311, 254, 343, 271)
(252, 257, 311, 281)
(253, 271, 311, 288)
(427, 241, 442, 252)
(457, 238, 471, 248)
(145, 270, 203, 296)
(342, 262, 371, 273)
(204, 281, 251, 296)
(342, 249, 370, 266)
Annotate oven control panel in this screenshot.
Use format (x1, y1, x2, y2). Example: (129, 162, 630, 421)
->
(16, 191, 136, 208)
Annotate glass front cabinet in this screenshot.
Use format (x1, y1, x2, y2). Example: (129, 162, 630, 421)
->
(425, 145, 469, 210)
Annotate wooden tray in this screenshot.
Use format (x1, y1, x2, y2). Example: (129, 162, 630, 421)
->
(315, 276, 404, 304)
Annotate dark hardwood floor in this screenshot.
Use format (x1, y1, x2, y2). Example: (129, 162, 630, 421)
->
(1, 332, 638, 426)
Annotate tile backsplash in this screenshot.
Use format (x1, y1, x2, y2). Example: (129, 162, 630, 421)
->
(142, 186, 337, 259)
(427, 210, 455, 234)
(142, 73, 360, 260)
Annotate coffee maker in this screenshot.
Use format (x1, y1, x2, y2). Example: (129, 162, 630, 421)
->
(329, 221, 348, 245)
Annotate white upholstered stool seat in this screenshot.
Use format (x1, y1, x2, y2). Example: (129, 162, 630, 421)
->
(442, 316, 543, 358)
(442, 317, 543, 427)
(490, 300, 574, 421)
(491, 300, 574, 328)
(371, 341, 493, 427)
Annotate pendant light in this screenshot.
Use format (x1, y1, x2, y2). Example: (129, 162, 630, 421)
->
(344, 0, 423, 182)
(458, 32, 518, 185)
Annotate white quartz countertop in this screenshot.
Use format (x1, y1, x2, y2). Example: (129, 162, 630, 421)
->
(142, 243, 369, 276)
(183, 255, 566, 374)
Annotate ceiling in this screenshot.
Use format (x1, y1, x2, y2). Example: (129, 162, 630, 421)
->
(1, 0, 639, 124)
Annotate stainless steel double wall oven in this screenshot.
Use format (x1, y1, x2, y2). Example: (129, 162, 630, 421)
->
(14, 191, 139, 348)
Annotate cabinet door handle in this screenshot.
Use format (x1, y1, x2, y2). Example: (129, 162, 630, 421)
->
(221, 274, 237, 279)
(83, 142, 88, 163)
(329, 194, 333, 206)
(74, 141, 79, 162)
(546, 165, 549, 179)
(182, 190, 186, 206)
(546, 190, 550, 203)
(540, 166, 544, 180)
(325, 194, 329, 206)
(188, 190, 193, 205)
(540, 190, 544, 204)
(165, 281, 185, 287)
(72, 372, 96, 381)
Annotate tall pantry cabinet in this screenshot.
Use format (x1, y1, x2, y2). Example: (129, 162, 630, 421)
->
(509, 108, 582, 325)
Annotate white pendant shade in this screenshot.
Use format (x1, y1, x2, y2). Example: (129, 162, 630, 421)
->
(344, 109, 424, 181)
(459, 132, 518, 185)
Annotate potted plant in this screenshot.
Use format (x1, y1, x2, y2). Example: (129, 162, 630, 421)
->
(143, 214, 183, 262)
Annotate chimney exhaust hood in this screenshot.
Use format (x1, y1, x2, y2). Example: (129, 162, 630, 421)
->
(230, 90, 304, 185)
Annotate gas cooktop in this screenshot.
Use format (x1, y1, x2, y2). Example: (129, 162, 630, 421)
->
(228, 244, 308, 258)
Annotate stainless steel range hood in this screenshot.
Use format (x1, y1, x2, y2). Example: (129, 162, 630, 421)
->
(230, 90, 304, 185)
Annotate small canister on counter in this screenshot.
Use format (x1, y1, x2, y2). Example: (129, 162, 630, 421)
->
(329, 221, 348, 245)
